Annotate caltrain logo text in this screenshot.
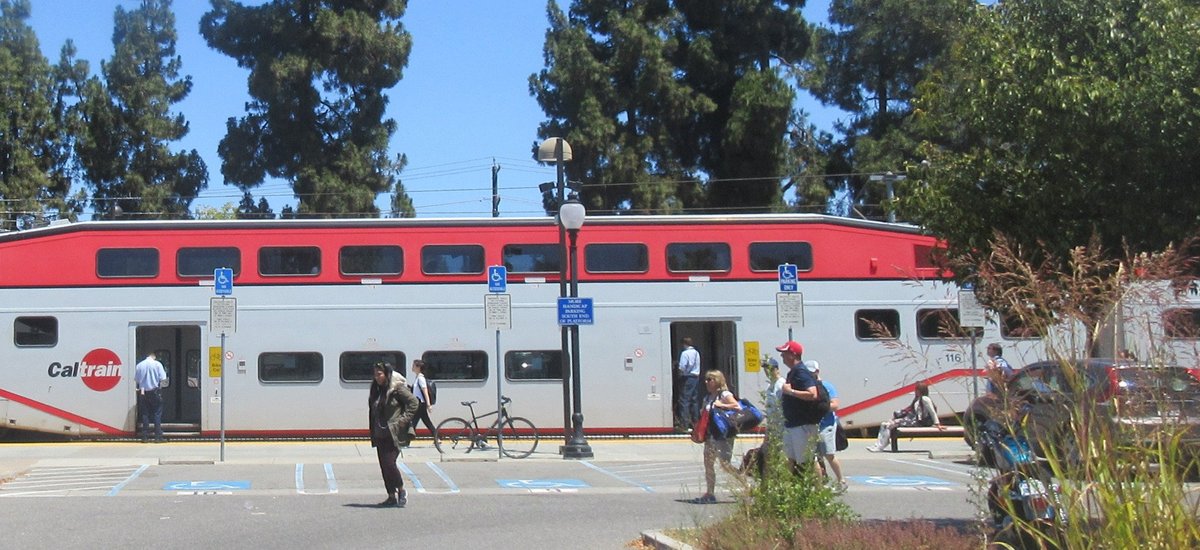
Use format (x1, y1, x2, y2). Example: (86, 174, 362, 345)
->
(47, 348, 122, 392)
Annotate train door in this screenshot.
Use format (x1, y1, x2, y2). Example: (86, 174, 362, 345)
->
(669, 320, 738, 430)
(135, 325, 201, 431)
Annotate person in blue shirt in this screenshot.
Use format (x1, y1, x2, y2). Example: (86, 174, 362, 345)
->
(778, 340, 822, 470)
(808, 360, 846, 492)
(676, 337, 702, 431)
(134, 353, 168, 443)
(986, 343, 1014, 394)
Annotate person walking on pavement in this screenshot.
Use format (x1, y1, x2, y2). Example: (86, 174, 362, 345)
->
(777, 340, 822, 471)
(369, 362, 419, 507)
(134, 352, 168, 443)
(676, 337, 702, 431)
(410, 359, 436, 441)
(695, 369, 741, 504)
(985, 343, 1013, 394)
(808, 360, 847, 492)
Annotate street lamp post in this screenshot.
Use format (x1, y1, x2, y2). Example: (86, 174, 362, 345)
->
(559, 197, 593, 459)
(537, 138, 574, 447)
(869, 171, 906, 223)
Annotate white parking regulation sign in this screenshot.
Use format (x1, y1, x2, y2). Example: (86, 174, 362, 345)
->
(210, 297, 237, 333)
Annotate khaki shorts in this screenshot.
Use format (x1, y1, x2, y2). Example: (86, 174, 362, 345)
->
(782, 424, 820, 463)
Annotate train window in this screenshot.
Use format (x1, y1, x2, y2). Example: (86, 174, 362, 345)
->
(505, 350, 563, 381)
(340, 246, 403, 276)
(666, 242, 731, 273)
(177, 247, 241, 277)
(1000, 311, 1045, 339)
(260, 247, 321, 276)
(422, 350, 487, 381)
(855, 309, 900, 340)
(585, 243, 648, 273)
(97, 248, 159, 278)
(503, 244, 561, 274)
(916, 308, 983, 339)
(339, 351, 407, 382)
(749, 242, 813, 272)
(421, 245, 485, 275)
(1164, 309, 1200, 339)
(15, 316, 57, 347)
(258, 352, 323, 383)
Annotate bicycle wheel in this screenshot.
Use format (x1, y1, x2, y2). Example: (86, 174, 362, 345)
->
(498, 416, 539, 459)
(433, 417, 475, 455)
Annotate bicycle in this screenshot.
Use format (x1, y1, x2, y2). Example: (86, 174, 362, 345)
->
(433, 396, 540, 458)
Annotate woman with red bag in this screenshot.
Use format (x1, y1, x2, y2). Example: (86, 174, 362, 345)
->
(693, 369, 741, 504)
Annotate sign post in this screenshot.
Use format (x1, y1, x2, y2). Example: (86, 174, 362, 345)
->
(486, 266, 508, 458)
(211, 268, 236, 461)
(958, 287, 985, 400)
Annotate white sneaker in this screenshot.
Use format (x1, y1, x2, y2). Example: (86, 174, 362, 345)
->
(865, 445, 881, 452)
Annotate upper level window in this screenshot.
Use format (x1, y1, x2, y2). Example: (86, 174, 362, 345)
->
(503, 244, 560, 274)
(666, 243, 731, 273)
(178, 247, 240, 277)
(260, 247, 321, 276)
(917, 308, 983, 339)
(749, 242, 813, 272)
(97, 248, 158, 278)
(585, 243, 648, 273)
(339, 351, 407, 382)
(855, 309, 900, 340)
(1001, 312, 1044, 339)
(422, 350, 488, 381)
(340, 246, 403, 276)
(15, 316, 57, 347)
(258, 352, 323, 383)
(505, 350, 563, 381)
(422, 245, 484, 275)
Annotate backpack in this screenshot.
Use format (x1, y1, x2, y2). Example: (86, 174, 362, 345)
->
(426, 379, 438, 406)
(792, 381, 832, 425)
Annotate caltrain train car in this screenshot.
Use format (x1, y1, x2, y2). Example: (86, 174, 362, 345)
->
(0, 214, 1051, 439)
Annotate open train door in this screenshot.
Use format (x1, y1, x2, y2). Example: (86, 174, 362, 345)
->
(135, 325, 202, 436)
(668, 320, 738, 431)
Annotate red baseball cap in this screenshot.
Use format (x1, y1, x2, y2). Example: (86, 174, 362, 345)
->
(775, 341, 803, 356)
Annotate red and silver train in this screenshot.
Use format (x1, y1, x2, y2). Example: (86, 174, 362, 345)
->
(0, 214, 1055, 439)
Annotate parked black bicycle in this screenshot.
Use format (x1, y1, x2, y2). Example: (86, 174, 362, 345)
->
(433, 396, 539, 458)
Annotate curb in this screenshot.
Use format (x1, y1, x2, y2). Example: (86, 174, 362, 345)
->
(640, 530, 695, 550)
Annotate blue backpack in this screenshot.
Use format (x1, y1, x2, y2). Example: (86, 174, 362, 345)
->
(732, 398, 764, 431)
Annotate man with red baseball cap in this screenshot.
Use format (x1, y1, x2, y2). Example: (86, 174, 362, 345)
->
(776, 340, 824, 470)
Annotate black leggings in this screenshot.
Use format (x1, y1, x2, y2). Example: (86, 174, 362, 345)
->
(413, 403, 435, 434)
(374, 435, 404, 495)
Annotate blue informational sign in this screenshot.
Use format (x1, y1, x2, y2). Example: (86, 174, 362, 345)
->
(214, 267, 234, 296)
(557, 297, 594, 326)
(778, 264, 798, 292)
(488, 265, 507, 293)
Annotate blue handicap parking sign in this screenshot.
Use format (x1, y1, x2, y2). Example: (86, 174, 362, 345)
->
(214, 267, 234, 296)
(488, 265, 507, 293)
(778, 264, 798, 292)
(557, 297, 594, 325)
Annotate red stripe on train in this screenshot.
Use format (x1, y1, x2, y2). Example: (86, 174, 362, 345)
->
(0, 387, 125, 435)
(837, 368, 979, 418)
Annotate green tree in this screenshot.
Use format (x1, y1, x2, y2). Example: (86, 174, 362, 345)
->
(530, 0, 810, 215)
(237, 191, 273, 219)
(905, 0, 1200, 275)
(805, 0, 972, 216)
(75, 0, 207, 220)
(0, 0, 81, 229)
(201, 0, 414, 218)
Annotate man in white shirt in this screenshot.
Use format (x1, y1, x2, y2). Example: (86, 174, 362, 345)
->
(134, 353, 168, 443)
(676, 337, 702, 430)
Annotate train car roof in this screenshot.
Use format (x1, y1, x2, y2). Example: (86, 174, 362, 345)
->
(0, 214, 928, 242)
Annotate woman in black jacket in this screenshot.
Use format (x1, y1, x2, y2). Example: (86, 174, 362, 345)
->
(369, 362, 420, 507)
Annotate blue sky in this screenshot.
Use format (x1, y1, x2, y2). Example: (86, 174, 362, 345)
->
(29, 1, 840, 218)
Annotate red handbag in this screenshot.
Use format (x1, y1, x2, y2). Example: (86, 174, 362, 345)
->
(691, 409, 709, 443)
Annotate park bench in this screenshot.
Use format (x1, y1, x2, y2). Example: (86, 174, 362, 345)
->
(891, 425, 966, 452)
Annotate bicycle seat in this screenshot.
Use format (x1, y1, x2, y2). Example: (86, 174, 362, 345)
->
(461, 400, 476, 406)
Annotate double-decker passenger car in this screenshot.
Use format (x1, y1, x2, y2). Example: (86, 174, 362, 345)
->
(0, 214, 1047, 438)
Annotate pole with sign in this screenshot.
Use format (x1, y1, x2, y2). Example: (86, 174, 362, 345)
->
(776, 264, 803, 340)
(211, 268, 236, 461)
(486, 266, 508, 458)
(958, 286, 985, 400)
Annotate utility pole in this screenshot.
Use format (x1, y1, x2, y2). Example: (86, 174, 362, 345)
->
(491, 161, 501, 218)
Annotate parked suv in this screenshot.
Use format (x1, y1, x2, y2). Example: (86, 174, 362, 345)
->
(964, 359, 1200, 467)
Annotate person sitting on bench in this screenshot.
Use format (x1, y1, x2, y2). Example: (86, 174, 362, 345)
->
(866, 381, 943, 452)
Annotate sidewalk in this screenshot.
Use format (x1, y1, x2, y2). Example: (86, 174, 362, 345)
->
(0, 434, 974, 480)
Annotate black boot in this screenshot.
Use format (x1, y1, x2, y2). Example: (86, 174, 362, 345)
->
(396, 489, 407, 508)
(379, 492, 397, 506)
